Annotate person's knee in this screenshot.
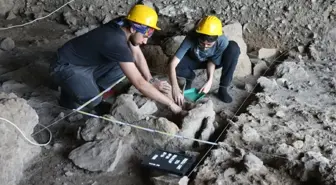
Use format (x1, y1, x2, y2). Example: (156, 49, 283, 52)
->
(228, 41, 241, 56)
(176, 67, 196, 80)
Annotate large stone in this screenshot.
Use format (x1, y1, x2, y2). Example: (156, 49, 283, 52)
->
(258, 48, 278, 59)
(69, 136, 134, 172)
(161, 36, 186, 57)
(110, 94, 157, 123)
(134, 117, 179, 149)
(223, 22, 252, 78)
(0, 93, 41, 185)
(180, 100, 215, 140)
(0, 37, 15, 51)
(141, 45, 169, 75)
(167, 100, 216, 150)
(0, 0, 14, 15)
(80, 117, 131, 142)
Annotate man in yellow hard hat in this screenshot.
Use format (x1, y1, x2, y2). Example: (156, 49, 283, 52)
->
(50, 4, 182, 115)
(168, 15, 240, 105)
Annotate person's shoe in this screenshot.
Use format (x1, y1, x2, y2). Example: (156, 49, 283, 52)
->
(94, 101, 111, 116)
(217, 87, 233, 103)
(185, 79, 193, 90)
(59, 91, 81, 109)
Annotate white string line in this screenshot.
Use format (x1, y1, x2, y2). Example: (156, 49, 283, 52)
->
(0, 0, 76, 31)
(187, 49, 290, 177)
(0, 117, 52, 146)
(31, 77, 126, 137)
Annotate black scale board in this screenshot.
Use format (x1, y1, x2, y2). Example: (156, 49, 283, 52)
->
(141, 149, 196, 176)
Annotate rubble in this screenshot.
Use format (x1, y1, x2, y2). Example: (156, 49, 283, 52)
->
(197, 60, 336, 184)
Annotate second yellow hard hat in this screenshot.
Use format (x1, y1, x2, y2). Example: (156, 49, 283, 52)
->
(196, 15, 223, 36)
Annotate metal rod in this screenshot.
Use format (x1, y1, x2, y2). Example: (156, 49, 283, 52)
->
(76, 76, 126, 111)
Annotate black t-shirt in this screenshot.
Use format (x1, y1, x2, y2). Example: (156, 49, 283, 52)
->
(57, 19, 134, 66)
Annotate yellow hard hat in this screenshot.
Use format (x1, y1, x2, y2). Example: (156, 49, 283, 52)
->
(196, 15, 223, 36)
(126, 5, 161, 30)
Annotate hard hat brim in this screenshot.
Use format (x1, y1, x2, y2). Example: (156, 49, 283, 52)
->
(152, 25, 161, 30)
(196, 29, 222, 36)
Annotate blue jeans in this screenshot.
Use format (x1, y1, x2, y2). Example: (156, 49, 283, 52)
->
(49, 54, 124, 109)
(176, 41, 240, 87)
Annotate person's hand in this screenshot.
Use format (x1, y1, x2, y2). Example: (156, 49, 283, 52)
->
(169, 102, 182, 114)
(172, 85, 184, 106)
(153, 80, 171, 94)
(199, 80, 212, 94)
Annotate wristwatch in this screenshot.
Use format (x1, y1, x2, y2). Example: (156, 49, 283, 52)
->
(149, 78, 159, 84)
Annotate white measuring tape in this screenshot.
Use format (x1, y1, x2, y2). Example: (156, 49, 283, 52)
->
(75, 110, 218, 146)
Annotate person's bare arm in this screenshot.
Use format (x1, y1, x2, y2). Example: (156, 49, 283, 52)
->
(199, 61, 216, 93)
(168, 56, 185, 105)
(119, 62, 181, 113)
(129, 42, 152, 81)
(206, 61, 216, 82)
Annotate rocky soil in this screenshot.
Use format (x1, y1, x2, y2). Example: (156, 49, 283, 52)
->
(0, 0, 335, 185)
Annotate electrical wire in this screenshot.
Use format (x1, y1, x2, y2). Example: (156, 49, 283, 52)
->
(0, 0, 76, 31)
(0, 117, 52, 146)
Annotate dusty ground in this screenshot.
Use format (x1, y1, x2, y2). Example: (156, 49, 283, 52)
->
(0, 0, 336, 185)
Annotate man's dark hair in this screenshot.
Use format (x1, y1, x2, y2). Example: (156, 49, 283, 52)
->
(198, 33, 218, 42)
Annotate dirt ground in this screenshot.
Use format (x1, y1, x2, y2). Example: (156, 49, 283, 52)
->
(0, 0, 336, 185)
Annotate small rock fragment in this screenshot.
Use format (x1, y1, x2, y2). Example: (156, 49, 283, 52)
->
(0, 37, 15, 51)
(68, 113, 84, 122)
(253, 60, 268, 77)
(178, 176, 189, 185)
(245, 83, 254, 92)
(102, 14, 112, 24)
(292, 140, 304, 149)
(275, 110, 286, 118)
(6, 11, 16, 20)
(63, 11, 77, 26)
(65, 171, 74, 177)
(243, 153, 264, 172)
(297, 46, 305, 53)
(53, 143, 63, 151)
(151, 175, 180, 185)
(75, 27, 89, 36)
(242, 125, 260, 143)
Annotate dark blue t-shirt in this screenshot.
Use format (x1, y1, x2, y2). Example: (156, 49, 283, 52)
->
(175, 33, 229, 65)
(57, 19, 134, 66)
